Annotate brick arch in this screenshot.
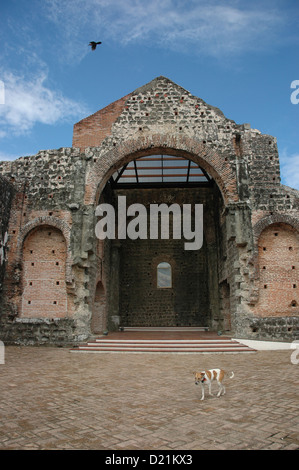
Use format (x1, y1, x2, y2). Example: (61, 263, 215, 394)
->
(84, 134, 238, 205)
(254, 221, 299, 317)
(250, 214, 299, 273)
(21, 225, 69, 319)
(248, 215, 299, 308)
(253, 214, 299, 249)
(17, 217, 72, 283)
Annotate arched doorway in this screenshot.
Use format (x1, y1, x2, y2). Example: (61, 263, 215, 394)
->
(96, 152, 225, 330)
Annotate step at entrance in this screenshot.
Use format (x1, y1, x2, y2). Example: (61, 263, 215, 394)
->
(71, 328, 256, 353)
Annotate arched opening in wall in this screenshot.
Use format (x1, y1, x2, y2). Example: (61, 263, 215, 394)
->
(97, 151, 226, 329)
(157, 262, 172, 288)
(91, 281, 106, 334)
(257, 222, 299, 317)
(21, 226, 68, 318)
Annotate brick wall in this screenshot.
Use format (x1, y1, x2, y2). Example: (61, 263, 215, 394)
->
(256, 223, 299, 317)
(22, 226, 68, 318)
(72, 94, 131, 149)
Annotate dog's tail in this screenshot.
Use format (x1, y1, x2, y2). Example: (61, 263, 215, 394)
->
(229, 371, 234, 379)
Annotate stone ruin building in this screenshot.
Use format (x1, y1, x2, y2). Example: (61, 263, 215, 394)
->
(0, 76, 298, 345)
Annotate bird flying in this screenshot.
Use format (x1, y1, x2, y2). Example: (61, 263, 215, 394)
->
(89, 41, 102, 50)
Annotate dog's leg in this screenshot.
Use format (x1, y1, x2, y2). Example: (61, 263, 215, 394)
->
(208, 382, 213, 396)
(200, 383, 205, 400)
(217, 381, 223, 397)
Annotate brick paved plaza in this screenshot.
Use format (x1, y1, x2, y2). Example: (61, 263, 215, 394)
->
(0, 346, 298, 450)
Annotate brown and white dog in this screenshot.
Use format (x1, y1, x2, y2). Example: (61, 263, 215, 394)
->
(194, 369, 234, 400)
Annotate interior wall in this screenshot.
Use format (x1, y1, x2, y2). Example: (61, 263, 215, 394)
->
(102, 185, 224, 328)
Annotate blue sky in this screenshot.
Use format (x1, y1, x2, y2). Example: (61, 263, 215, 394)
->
(0, 0, 298, 189)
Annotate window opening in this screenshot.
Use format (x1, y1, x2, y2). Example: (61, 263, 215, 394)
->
(157, 262, 172, 288)
(110, 154, 211, 188)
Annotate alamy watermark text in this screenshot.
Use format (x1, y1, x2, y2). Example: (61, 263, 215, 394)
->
(95, 196, 203, 250)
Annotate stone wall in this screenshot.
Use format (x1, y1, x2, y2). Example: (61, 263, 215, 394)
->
(0, 175, 14, 303)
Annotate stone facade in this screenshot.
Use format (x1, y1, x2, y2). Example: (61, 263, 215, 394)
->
(0, 76, 298, 344)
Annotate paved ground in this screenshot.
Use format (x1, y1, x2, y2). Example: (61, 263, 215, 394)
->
(0, 346, 298, 450)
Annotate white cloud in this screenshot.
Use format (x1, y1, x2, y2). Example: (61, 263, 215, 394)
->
(0, 71, 88, 137)
(44, 0, 284, 59)
(280, 150, 299, 190)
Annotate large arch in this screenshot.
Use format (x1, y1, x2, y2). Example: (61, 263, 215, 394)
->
(84, 134, 238, 206)
(89, 140, 229, 330)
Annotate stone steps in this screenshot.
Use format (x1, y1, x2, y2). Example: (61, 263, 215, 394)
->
(71, 337, 256, 354)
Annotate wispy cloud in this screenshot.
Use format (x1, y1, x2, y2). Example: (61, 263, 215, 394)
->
(0, 71, 88, 138)
(280, 150, 299, 190)
(44, 0, 285, 60)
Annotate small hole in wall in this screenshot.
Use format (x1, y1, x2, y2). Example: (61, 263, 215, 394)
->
(29, 282, 33, 286)
(274, 232, 278, 236)
(53, 301, 57, 305)
(263, 247, 267, 251)
(293, 284, 297, 288)
(262, 266, 266, 269)
(291, 300, 297, 307)
(31, 262, 34, 266)
(264, 284, 268, 289)
(251, 327, 259, 333)
(289, 247, 293, 251)
(292, 266, 296, 270)
(56, 281, 60, 285)
(56, 262, 59, 266)
(28, 301, 31, 305)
